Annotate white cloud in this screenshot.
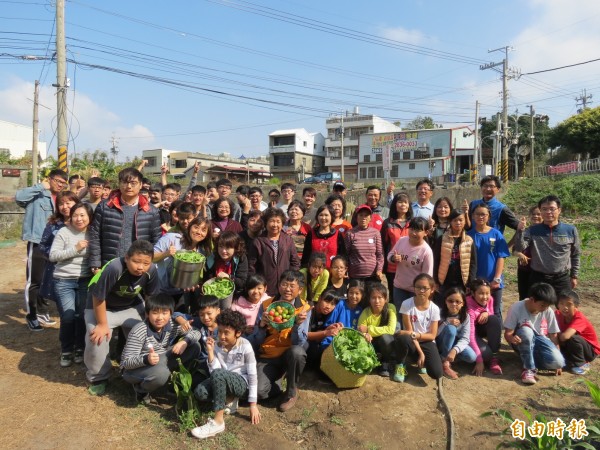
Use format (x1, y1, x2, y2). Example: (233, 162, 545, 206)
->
(0, 77, 155, 161)
(380, 26, 428, 46)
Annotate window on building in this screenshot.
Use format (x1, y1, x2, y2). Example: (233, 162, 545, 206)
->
(375, 154, 382, 162)
(360, 167, 367, 179)
(175, 159, 187, 168)
(392, 152, 400, 161)
(377, 166, 383, 178)
(274, 154, 295, 166)
(347, 147, 358, 158)
(403, 151, 411, 160)
(391, 165, 399, 177)
(302, 157, 307, 168)
(303, 141, 307, 147)
(273, 136, 294, 146)
(409, 163, 416, 170)
(364, 155, 371, 163)
(146, 156, 157, 167)
(434, 148, 443, 157)
(368, 167, 376, 178)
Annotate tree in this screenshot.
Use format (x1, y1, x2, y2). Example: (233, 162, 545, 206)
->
(549, 106, 600, 159)
(405, 116, 439, 130)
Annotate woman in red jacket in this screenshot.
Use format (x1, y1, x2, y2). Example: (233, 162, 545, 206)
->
(301, 204, 346, 269)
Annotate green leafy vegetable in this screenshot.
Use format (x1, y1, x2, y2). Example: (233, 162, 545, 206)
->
(202, 278, 234, 299)
(333, 328, 380, 374)
(174, 251, 206, 264)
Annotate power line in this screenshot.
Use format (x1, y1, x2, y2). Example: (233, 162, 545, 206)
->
(522, 57, 600, 76)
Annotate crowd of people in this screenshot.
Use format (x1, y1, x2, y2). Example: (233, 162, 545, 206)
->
(14, 164, 598, 439)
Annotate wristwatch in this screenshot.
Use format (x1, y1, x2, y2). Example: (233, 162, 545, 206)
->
(493, 277, 502, 284)
(411, 332, 417, 340)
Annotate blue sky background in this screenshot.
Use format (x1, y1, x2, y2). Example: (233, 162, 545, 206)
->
(1, 0, 599, 160)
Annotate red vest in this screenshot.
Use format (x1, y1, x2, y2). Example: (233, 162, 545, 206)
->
(310, 229, 340, 268)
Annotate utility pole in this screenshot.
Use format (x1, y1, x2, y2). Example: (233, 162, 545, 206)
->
(529, 105, 535, 178)
(494, 117, 501, 176)
(110, 135, 119, 162)
(55, 0, 68, 172)
(31, 80, 40, 184)
(575, 89, 593, 113)
(340, 114, 345, 181)
(513, 110, 519, 181)
(473, 100, 480, 184)
(481, 45, 513, 183)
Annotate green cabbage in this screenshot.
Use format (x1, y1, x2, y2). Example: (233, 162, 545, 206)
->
(333, 328, 380, 374)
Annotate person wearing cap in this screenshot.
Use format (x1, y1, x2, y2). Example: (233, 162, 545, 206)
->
(332, 182, 355, 220)
(344, 204, 384, 284)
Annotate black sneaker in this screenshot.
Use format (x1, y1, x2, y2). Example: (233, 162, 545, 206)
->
(135, 388, 152, 405)
(37, 313, 57, 326)
(60, 352, 73, 368)
(27, 318, 44, 332)
(378, 363, 390, 377)
(73, 349, 84, 364)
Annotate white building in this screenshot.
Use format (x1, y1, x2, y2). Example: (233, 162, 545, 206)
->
(325, 109, 401, 181)
(358, 127, 475, 183)
(0, 119, 47, 159)
(268, 128, 325, 182)
(141, 149, 271, 183)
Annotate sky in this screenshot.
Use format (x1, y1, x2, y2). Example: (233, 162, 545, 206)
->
(1, 0, 599, 161)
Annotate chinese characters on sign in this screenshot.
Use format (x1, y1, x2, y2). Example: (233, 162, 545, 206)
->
(371, 132, 419, 154)
(510, 418, 588, 441)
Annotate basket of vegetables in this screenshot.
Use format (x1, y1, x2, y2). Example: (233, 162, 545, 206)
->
(170, 251, 206, 289)
(320, 328, 379, 388)
(202, 277, 235, 309)
(265, 301, 296, 331)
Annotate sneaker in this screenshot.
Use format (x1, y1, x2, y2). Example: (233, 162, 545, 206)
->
(191, 419, 225, 439)
(489, 357, 503, 375)
(278, 391, 299, 412)
(442, 361, 458, 380)
(571, 363, 591, 375)
(521, 369, 537, 385)
(224, 398, 238, 415)
(37, 313, 57, 326)
(88, 381, 107, 396)
(26, 317, 44, 332)
(419, 367, 427, 375)
(135, 389, 152, 405)
(73, 349, 84, 364)
(60, 352, 73, 368)
(378, 363, 390, 378)
(392, 363, 407, 383)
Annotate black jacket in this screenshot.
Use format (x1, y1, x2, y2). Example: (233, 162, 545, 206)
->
(89, 192, 162, 268)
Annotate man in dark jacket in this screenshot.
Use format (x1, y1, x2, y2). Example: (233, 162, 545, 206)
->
(89, 167, 161, 272)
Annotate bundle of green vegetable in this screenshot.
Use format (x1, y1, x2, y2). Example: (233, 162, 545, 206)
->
(332, 328, 380, 374)
(202, 278, 235, 299)
(174, 251, 206, 264)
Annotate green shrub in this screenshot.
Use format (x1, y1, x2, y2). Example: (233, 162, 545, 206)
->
(503, 175, 600, 216)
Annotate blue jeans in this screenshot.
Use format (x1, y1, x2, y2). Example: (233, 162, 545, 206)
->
(54, 277, 90, 353)
(436, 325, 477, 363)
(514, 326, 565, 370)
(392, 287, 413, 311)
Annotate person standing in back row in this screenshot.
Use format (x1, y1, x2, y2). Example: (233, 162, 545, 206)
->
(411, 179, 435, 220)
(16, 169, 68, 331)
(468, 176, 519, 234)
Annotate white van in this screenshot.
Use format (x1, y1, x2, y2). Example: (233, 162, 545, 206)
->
(316, 172, 342, 183)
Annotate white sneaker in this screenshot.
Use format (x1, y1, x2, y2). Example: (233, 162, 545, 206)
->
(191, 419, 225, 439)
(224, 398, 238, 415)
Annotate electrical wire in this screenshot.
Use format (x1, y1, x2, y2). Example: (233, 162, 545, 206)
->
(522, 57, 600, 76)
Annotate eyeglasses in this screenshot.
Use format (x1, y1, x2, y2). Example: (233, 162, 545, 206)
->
(280, 282, 298, 290)
(414, 286, 431, 292)
(51, 177, 67, 186)
(541, 207, 559, 213)
(482, 184, 497, 189)
(120, 180, 140, 187)
(474, 213, 489, 217)
(282, 189, 294, 193)
(417, 188, 431, 192)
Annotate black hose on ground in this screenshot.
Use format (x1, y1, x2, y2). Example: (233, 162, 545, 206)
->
(437, 378, 455, 450)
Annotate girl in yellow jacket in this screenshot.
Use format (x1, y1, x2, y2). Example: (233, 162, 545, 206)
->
(357, 283, 397, 378)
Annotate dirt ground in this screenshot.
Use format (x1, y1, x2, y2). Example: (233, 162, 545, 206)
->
(2, 240, 600, 450)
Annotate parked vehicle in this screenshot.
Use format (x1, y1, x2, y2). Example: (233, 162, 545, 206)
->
(301, 176, 324, 184)
(315, 172, 342, 183)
